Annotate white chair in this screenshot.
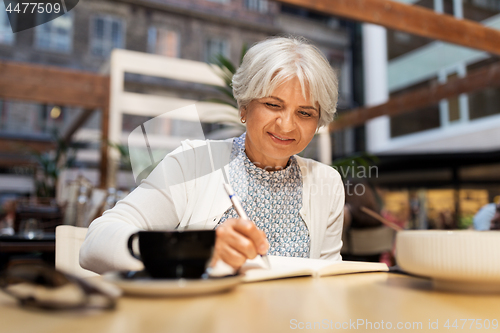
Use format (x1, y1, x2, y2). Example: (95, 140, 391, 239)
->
(55, 225, 98, 278)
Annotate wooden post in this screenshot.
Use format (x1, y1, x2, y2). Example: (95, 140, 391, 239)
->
(100, 77, 111, 189)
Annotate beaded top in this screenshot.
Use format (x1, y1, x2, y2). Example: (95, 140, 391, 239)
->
(218, 133, 310, 258)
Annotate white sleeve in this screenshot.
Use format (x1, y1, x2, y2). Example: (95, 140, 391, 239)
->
(319, 170, 344, 261)
(79, 155, 188, 274)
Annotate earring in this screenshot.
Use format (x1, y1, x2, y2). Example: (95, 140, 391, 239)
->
(241, 118, 246, 124)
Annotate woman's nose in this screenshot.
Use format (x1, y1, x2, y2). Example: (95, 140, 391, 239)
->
(276, 111, 295, 132)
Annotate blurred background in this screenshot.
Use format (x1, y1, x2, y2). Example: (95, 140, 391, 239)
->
(1, 0, 500, 264)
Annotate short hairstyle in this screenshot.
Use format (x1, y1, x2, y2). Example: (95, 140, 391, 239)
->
(232, 36, 339, 128)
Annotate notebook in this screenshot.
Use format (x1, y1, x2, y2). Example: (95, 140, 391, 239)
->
(240, 256, 389, 283)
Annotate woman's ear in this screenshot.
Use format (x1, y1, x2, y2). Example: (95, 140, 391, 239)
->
(240, 106, 247, 123)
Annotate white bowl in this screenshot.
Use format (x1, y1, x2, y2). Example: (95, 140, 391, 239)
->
(396, 230, 500, 293)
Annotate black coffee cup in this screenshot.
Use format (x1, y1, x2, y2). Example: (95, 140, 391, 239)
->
(127, 230, 216, 279)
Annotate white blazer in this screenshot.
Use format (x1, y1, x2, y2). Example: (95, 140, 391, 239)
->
(80, 138, 345, 274)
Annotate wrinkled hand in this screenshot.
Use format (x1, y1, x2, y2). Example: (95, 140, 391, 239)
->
(211, 218, 269, 270)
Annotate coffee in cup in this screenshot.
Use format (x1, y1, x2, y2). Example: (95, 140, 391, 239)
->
(127, 230, 215, 279)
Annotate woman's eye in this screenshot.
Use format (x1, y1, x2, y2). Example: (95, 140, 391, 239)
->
(299, 111, 312, 117)
(265, 103, 279, 108)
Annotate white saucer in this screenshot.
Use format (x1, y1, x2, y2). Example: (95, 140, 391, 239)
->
(104, 272, 242, 297)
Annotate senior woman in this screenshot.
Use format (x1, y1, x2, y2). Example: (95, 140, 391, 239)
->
(80, 36, 344, 273)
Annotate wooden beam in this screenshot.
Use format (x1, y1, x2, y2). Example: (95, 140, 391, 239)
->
(0, 137, 55, 154)
(277, 0, 500, 56)
(0, 155, 37, 167)
(0, 61, 109, 109)
(330, 63, 500, 131)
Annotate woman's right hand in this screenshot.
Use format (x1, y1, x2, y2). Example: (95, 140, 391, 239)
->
(211, 218, 269, 270)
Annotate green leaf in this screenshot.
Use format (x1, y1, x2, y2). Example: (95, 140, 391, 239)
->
(205, 46, 248, 110)
(239, 43, 248, 66)
(214, 54, 236, 74)
(215, 86, 236, 100)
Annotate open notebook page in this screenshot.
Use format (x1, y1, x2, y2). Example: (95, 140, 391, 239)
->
(241, 256, 388, 283)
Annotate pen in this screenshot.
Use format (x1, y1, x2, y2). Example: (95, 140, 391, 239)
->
(223, 183, 271, 269)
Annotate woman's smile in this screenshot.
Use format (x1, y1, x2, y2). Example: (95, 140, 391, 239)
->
(267, 132, 295, 145)
(241, 76, 319, 171)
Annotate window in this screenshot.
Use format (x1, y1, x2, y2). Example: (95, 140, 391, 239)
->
(0, 100, 43, 135)
(390, 105, 441, 138)
(389, 78, 442, 138)
(205, 37, 229, 63)
(471, 0, 500, 11)
(468, 87, 500, 120)
(438, 66, 469, 126)
(327, 50, 351, 108)
(244, 0, 268, 13)
(0, 2, 14, 45)
(34, 12, 73, 53)
(90, 15, 125, 57)
(466, 58, 500, 120)
(147, 27, 179, 58)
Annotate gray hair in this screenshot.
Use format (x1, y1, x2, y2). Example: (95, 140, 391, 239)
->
(232, 36, 338, 128)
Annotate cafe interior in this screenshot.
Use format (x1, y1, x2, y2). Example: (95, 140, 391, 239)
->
(1, 0, 500, 332)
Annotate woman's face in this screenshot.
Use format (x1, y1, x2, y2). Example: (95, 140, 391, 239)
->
(241, 77, 319, 171)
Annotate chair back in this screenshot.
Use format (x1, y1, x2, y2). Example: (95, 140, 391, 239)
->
(55, 225, 98, 278)
(342, 226, 395, 256)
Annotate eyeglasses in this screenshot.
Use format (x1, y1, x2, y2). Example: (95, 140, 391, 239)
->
(0, 264, 120, 310)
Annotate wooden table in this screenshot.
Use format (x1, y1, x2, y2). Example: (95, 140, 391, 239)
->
(1, 272, 500, 333)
